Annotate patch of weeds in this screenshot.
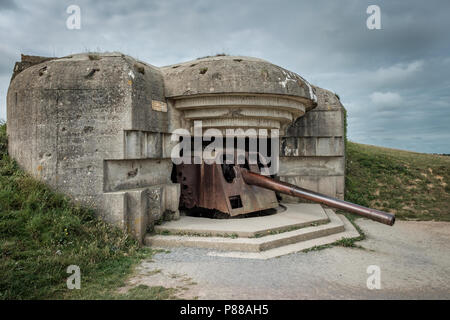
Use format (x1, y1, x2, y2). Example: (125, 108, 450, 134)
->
(88, 54, 101, 61)
(154, 216, 164, 226)
(196, 53, 228, 60)
(223, 233, 238, 239)
(119, 284, 177, 300)
(302, 244, 334, 253)
(333, 237, 364, 249)
(153, 248, 171, 254)
(302, 214, 365, 253)
(145, 269, 162, 276)
(155, 229, 240, 239)
(249, 221, 328, 238)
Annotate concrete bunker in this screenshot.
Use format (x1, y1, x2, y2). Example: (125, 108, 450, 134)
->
(7, 53, 347, 244)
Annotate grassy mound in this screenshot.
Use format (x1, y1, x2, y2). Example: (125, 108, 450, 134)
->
(345, 141, 450, 221)
(0, 123, 157, 299)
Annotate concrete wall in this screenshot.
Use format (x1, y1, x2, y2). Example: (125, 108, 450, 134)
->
(7, 53, 180, 243)
(279, 86, 346, 201)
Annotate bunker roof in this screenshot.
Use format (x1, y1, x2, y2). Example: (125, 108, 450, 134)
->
(161, 55, 317, 110)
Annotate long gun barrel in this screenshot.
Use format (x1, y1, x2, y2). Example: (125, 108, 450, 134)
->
(241, 169, 395, 226)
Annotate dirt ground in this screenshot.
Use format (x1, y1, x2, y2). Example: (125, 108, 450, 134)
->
(121, 218, 450, 299)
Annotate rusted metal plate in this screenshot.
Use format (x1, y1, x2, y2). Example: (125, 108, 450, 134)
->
(175, 160, 278, 216)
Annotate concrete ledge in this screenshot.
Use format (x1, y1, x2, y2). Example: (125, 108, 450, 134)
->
(153, 203, 329, 238)
(144, 205, 350, 253)
(206, 212, 360, 259)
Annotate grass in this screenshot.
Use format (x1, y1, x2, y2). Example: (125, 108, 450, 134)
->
(119, 284, 176, 300)
(0, 123, 173, 300)
(154, 229, 239, 238)
(196, 53, 228, 60)
(345, 141, 450, 221)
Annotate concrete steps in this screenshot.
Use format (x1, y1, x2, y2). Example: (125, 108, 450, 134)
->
(144, 204, 361, 258)
(153, 203, 329, 238)
(207, 213, 360, 259)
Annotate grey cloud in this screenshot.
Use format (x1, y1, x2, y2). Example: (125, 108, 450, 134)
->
(0, 0, 449, 153)
(0, 0, 16, 10)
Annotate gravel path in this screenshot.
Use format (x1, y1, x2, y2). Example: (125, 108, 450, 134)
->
(126, 219, 450, 299)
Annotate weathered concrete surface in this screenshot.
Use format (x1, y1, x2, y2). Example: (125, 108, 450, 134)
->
(153, 204, 329, 238)
(161, 56, 319, 134)
(132, 219, 450, 299)
(145, 207, 358, 255)
(280, 86, 346, 200)
(6, 52, 179, 242)
(170, 94, 307, 134)
(161, 55, 317, 107)
(11, 54, 57, 81)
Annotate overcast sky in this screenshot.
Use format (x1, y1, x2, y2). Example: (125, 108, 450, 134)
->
(1, 0, 449, 153)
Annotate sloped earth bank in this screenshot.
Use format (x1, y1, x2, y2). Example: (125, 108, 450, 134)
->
(120, 218, 450, 299)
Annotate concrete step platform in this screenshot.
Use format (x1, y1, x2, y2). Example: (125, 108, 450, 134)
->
(153, 203, 329, 238)
(207, 213, 360, 259)
(144, 204, 361, 258)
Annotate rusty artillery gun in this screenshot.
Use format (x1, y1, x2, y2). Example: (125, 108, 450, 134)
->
(174, 155, 395, 226)
(239, 168, 395, 225)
